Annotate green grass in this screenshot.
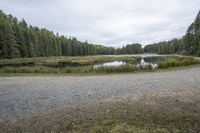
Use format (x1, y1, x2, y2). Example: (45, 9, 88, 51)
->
(158, 56, 199, 69)
(0, 66, 94, 74)
(0, 65, 155, 74)
(92, 123, 172, 133)
(94, 65, 138, 73)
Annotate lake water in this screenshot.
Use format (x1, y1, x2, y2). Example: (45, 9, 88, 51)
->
(94, 61, 126, 68)
(94, 56, 168, 69)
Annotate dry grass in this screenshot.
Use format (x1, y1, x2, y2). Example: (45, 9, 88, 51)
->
(0, 55, 137, 66)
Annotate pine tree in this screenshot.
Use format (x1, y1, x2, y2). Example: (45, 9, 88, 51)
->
(0, 18, 19, 58)
(24, 30, 35, 57)
(13, 24, 27, 57)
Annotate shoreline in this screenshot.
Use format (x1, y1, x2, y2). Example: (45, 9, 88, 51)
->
(0, 64, 200, 77)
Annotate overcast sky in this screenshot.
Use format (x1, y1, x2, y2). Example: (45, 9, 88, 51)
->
(0, 0, 200, 47)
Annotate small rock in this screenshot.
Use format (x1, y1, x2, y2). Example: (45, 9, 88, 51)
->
(106, 109, 111, 113)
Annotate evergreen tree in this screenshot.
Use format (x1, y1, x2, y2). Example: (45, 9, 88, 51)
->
(1, 9, 200, 58)
(24, 30, 35, 57)
(0, 16, 19, 58)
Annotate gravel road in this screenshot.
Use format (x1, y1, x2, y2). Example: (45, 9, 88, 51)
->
(0, 67, 200, 121)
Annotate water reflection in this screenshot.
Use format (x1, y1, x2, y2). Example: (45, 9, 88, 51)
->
(94, 56, 167, 69)
(94, 61, 126, 68)
(143, 56, 167, 63)
(137, 58, 158, 69)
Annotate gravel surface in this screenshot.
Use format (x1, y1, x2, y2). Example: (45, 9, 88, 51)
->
(0, 67, 200, 121)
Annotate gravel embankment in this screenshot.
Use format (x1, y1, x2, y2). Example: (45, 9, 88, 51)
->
(0, 67, 200, 121)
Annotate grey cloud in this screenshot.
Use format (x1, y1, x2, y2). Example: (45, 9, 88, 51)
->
(0, 0, 200, 47)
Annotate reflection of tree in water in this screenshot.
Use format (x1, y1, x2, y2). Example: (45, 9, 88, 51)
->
(144, 56, 167, 63)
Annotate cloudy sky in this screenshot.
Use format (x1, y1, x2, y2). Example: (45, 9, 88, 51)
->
(0, 0, 200, 47)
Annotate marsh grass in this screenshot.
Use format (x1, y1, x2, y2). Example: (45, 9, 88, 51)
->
(0, 55, 199, 74)
(0, 66, 94, 74)
(0, 65, 154, 74)
(158, 56, 199, 69)
(0, 56, 137, 67)
(94, 65, 138, 73)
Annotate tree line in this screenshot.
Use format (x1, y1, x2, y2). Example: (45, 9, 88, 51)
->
(3, 10, 199, 59)
(144, 10, 200, 56)
(116, 43, 143, 54)
(0, 10, 143, 59)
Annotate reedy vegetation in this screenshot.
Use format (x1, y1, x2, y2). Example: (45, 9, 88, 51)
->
(0, 56, 199, 74)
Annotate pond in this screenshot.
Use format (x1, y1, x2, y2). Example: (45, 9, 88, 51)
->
(94, 61, 126, 68)
(94, 56, 168, 69)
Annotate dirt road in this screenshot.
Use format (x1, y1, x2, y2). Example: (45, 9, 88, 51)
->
(0, 67, 200, 122)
